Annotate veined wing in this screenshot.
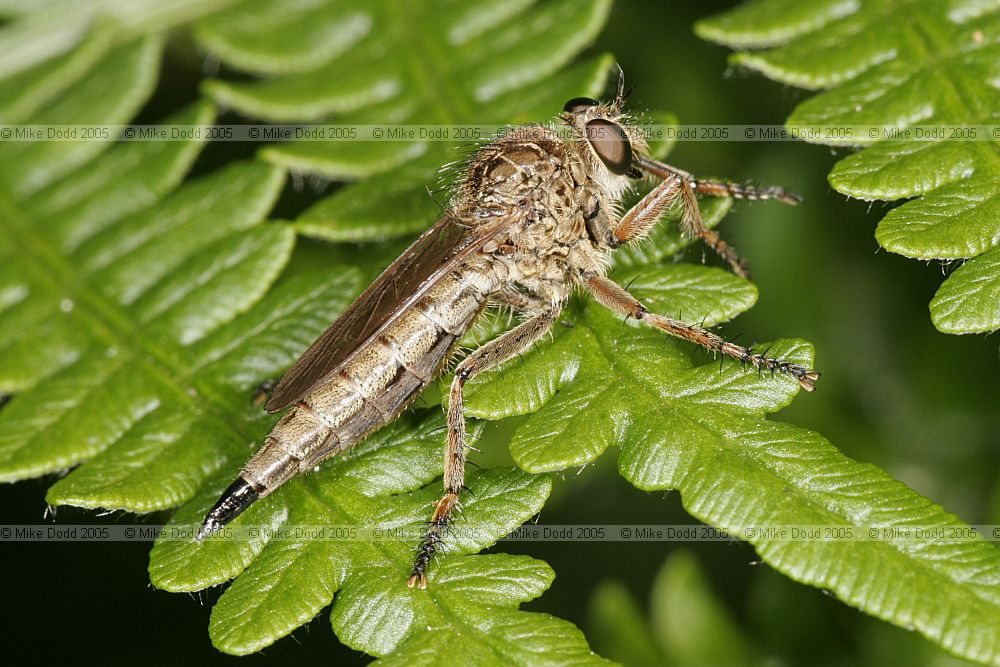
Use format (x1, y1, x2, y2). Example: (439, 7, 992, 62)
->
(265, 212, 507, 412)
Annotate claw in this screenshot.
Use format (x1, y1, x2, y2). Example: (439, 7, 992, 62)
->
(798, 370, 821, 392)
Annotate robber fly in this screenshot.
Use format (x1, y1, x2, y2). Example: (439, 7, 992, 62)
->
(197, 73, 819, 588)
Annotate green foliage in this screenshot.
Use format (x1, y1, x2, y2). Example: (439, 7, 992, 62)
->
(588, 551, 753, 666)
(461, 226, 1000, 666)
(696, 0, 1000, 335)
(0, 0, 241, 84)
(0, 37, 163, 197)
(193, 0, 614, 241)
(0, 1, 614, 661)
(2, 1, 999, 665)
(589, 550, 982, 667)
(151, 414, 605, 662)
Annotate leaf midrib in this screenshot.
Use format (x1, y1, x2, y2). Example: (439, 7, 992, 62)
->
(0, 189, 262, 450)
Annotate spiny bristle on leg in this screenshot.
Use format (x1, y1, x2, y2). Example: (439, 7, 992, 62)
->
(407, 492, 460, 588)
(744, 350, 820, 392)
(407, 531, 439, 589)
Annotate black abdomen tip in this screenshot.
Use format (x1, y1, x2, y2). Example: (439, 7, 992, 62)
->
(196, 477, 259, 540)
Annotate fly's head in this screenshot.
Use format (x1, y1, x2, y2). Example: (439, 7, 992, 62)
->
(560, 90, 648, 202)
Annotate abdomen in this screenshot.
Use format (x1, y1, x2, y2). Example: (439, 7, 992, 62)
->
(239, 267, 493, 497)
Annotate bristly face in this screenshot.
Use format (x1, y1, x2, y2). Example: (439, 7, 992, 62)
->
(559, 94, 648, 201)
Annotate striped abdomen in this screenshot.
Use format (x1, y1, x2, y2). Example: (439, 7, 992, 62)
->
(211, 267, 494, 526)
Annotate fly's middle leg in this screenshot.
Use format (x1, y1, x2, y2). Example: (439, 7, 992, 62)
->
(610, 168, 683, 245)
(407, 309, 558, 588)
(586, 275, 819, 391)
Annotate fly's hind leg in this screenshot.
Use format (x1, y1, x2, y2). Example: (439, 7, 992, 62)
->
(586, 274, 819, 390)
(408, 309, 559, 588)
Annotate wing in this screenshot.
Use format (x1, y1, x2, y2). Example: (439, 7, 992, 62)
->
(264, 212, 505, 412)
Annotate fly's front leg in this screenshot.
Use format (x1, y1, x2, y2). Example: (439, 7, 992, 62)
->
(676, 177, 750, 279)
(611, 168, 684, 246)
(407, 309, 559, 588)
(690, 180, 802, 205)
(616, 159, 749, 278)
(633, 156, 802, 279)
(636, 156, 802, 206)
(586, 275, 819, 391)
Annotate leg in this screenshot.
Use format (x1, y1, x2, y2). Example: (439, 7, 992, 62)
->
(617, 159, 749, 277)
(692, 180, 803, 204)
(631, 156, 803, 279)
(676, 179, 752, 279)
(611, 169, 684, 246)
(493, 288, 545, 312)
(251, 378, 277, 407)
(407, 309, 559, 588)
(636, 156, 802, 205)
(586, 275, 819, 391)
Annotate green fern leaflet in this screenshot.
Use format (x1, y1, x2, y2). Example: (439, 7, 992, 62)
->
(697, 0, 1000, 335)
(1, 1, 999, 665)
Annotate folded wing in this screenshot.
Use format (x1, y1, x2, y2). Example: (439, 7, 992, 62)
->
(265, 213, 505, 412)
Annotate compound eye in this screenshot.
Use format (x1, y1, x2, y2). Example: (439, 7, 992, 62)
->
(585, 118, 633, 175)
(563, 97, 598, 114)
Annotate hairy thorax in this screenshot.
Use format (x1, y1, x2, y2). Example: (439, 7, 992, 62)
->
(457, 127, 619, 312)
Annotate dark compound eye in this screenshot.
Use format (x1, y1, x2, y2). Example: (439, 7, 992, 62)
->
(585, 118, 633, 175)
(563, 97, 598, 114)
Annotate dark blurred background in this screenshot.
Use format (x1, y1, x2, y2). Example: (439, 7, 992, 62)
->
(2, 1, 996, 665)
